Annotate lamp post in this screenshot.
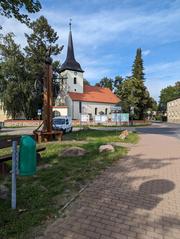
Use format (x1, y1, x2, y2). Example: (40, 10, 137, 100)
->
(130, 106, 134, 126)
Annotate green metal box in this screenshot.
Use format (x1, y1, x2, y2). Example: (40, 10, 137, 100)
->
(19, 136, 36, 176)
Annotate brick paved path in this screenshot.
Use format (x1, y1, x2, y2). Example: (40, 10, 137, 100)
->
(38, 134, 180, 239)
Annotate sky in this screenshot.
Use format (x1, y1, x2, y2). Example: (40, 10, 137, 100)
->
(1, 0, 180, 101)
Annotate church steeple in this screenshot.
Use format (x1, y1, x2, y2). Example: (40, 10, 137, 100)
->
(60, 21, 84, 73)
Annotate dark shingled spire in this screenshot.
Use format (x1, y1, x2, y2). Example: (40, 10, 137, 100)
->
(60, 22, 84, 73)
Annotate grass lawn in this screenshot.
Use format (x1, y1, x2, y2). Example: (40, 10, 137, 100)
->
(0, 129, 138, 238)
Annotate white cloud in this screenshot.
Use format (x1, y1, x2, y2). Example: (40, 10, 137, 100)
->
(1, 1, 180, 100)
(142, 50, 151, 56)
(0, 16, 31, 47)
(145, 60, 180, 101)
(42, 4, 180, 48)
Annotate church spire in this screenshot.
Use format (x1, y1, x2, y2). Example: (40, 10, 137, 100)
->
(69, 18, 72, 31)
(60, 20, 84, 73)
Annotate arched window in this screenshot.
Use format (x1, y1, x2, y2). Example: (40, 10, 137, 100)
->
(74, 77, 77, 84)
(105, 108, 108, 115)
(95, 107, 97, 115)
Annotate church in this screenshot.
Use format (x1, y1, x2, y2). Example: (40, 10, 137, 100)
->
(53, 25, 120, 120)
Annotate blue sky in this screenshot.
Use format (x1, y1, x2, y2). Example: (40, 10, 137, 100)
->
(1, 0, 180, 101)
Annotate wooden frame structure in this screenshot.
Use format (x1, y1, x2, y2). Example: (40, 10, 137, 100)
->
(33, 48, 63, 143)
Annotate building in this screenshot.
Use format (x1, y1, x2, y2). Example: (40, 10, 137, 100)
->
(53, 25, 119, 120)
(167, 98, 180, 123)
(0, 101, 9, 122)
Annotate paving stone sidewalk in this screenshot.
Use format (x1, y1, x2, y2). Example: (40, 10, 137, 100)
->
(37, 134, 180, 239)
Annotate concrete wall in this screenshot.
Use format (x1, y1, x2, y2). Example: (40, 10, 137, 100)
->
(0, 104, 10, 122)
(72, 101, 115, 120)
(167, 98, 180, 123)
(4, 120, 42, 127)
(61, 70, 84, 93)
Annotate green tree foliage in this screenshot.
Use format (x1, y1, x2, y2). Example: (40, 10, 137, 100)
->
(159, 82, 180, 112)
(98, 77, 113, 90)
(0, 16, 63, 119)
(119, 77, 154, 119)
(132, 48, 145, 81)
(24, 16, 62, 75)
(24, 16, 63, 118)
(0, 33, 27, 118)
(114, 75, 123, 95)
(117, 49, 155, 119)
(83, 78, 91, 86)
(0, 0, 41, 24)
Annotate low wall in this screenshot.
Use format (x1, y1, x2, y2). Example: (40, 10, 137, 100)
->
(4, 119, 150, 127)
(73, 119, 150, 126)
(4, 120, 43, 127)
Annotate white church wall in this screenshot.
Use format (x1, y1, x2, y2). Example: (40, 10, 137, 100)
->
(65, 96, 73, 118)
(73, 101, 80, 119)
(82, 102, 114, 118)
(61, 70, 83, 93)
(72, 101, 116, 120)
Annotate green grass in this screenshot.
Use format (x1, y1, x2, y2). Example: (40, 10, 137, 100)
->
(0, 129, 138, 238)
(64, 128, 139, 144)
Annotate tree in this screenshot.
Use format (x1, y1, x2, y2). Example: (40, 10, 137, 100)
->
(83, 78, 91, 86)
(159, 82, 180, 113)
(24, 16, 63, 118)
(0, 0, 41, 24)
(0, 32, 27, 118)
(132, 48, 145, 81)
(119, 76, 155, 119)
(0, 16, 63, 119)
(114, 75, 123, 95)
(97, 77, 113, 90)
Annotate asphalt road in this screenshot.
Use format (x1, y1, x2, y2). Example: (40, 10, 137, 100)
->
(91, 122, 180, 140)
(0, 123, 180, 140)
(136, 122, 180, 140)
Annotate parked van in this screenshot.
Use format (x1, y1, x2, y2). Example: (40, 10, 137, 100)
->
(53, 116, 72, 133)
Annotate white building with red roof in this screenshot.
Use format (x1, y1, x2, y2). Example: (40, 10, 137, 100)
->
(53, 23, 119, 120)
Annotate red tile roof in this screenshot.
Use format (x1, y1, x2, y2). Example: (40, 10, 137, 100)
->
(68, 85, 120, 104)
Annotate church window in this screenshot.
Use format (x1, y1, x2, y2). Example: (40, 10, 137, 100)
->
(74, 77, 77, 84)
(79, 102, 82, 113)
(105, 108, 108, 114)
(95, 107, 97, 115)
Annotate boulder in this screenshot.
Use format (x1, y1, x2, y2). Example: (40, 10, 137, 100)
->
(119, 130, 129, 140)
(0, 184, 9, 200)
(99, 144, 115, 153)
(61, 147, 86, 157)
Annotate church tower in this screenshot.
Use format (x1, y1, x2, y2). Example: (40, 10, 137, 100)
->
(60, 21, 84, 93)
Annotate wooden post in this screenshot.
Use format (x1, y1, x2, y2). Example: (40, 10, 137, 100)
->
(43, 48, 53, 134)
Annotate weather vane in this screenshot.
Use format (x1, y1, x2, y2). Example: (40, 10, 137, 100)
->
(69, 18, 72, 31)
